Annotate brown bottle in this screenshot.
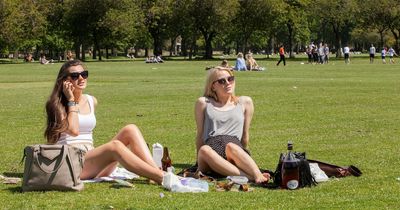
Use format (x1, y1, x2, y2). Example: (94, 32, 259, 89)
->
(281, 141, 300, 190)
(161, 147, 172, 171)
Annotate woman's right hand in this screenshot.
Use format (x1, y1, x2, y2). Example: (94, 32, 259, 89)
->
(62, 80, 75, 101)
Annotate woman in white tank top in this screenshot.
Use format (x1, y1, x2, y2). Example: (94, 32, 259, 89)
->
(195, 67, 270, 184)
(44, 60, 163, 184)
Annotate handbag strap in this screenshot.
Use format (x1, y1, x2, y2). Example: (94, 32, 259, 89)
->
(65, 148, 79, 186)
(34, 145, 68, 173)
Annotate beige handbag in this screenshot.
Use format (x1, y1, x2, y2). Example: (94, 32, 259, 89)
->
(22, 144, 85, 192)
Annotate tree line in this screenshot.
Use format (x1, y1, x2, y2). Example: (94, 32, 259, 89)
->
(0, 0, 399, 60)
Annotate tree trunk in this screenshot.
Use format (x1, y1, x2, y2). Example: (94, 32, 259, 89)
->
(81, 44, 86, 61)
(332, 23, 342, 58)
(391, 29, 399, 52)
(181, 37, 188, 58)
(287, 22, 295, 58)
(203, 33, 214, 59)
(74, 41, 80, 60)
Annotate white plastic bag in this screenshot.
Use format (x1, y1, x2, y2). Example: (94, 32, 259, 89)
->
(162, 168, 208, 193)
(309, 163, 329, 182)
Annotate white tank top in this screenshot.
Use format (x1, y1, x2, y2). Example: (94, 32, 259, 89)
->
(57, 94, 96, 146)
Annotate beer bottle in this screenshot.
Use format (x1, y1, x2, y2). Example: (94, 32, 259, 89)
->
(281, 141, 300, 190)
(161, 147, 172, 171)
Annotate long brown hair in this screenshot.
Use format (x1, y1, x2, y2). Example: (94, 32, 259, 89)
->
(44, 60, 84, 143)
(203, 67, 238, 103)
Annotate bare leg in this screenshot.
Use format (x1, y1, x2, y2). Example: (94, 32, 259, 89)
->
(225, 143, 269, 183)
(197, 145, 241, 176)
(112, 124, 158, 168)
(80, 140, 163, 184)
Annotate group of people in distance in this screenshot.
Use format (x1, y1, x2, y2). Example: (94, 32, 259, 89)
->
(145, 55, 164, 63)
(44, 60, 270, 186)
(306, 42, 330, 64)
(232, 52, 265, 71)
(370, 44, 398, 64)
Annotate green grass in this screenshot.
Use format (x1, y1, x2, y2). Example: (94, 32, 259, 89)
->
(0, 58, 399, 209)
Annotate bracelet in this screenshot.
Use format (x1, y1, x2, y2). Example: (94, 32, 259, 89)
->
(67, 101, 78, 106)
(68, 110, 79, 113)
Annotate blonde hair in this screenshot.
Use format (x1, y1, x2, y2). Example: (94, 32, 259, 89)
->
(203, 67, 238, 103)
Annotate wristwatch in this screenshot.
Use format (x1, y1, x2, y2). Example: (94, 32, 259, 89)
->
(67, 101, 78, 106)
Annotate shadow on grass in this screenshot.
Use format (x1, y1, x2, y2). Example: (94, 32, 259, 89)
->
(3, 172, 23, 178)
(5, 186, 22, 193)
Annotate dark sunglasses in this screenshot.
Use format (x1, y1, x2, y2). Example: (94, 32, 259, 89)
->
(68, 70, 89, 80)
(214, 76, 235, 85)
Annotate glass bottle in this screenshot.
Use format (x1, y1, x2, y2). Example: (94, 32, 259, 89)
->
(161, 147, 172, 171)
(281, 141, 300, 190)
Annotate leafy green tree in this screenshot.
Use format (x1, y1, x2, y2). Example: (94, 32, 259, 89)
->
(312, 0, 358, 57)
(230, 0, 275, 54)
(140, 0, 172, 56)
(191, 0, 239, 59)
(0, 0, 47, 58)
(274, 0, 311, 58)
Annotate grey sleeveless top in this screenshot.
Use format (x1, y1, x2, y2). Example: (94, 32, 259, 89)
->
(202, 98, 244, 142)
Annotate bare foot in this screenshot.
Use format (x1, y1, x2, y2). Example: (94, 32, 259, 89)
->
(254, 172, 270, 184)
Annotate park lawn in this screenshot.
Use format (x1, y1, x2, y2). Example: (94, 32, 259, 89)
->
(0, 58, 399, 209)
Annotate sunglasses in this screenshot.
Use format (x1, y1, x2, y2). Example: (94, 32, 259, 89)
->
(214, 76, 235, 85)
(68, 70, 89, 80)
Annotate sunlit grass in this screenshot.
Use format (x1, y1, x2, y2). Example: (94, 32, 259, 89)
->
(0, 58, 399, 209)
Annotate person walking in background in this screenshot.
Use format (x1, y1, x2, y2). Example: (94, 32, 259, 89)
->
(44, 60, 164, 184)
(381, 47, 387, 64)
(388, 47, 397, 64)
(276, 45, 286, 66)
(234, 52, 247, 71)
(369, 44, 376, 64)
(343, 45, 350, 64)
(194, 67, 270, 184)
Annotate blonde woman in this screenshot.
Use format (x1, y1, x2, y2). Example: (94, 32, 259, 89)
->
(194, 67, 270, 184)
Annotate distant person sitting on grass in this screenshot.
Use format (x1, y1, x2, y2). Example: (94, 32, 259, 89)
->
(39, 53, 53, 64)
(234, 52, 247, 71)
(245, 53, 264, 71)
(194, 67, 270, 184)
(24, 53, 34, 62)
(66, 50, 74, 61)
(44, 60, 164, 184)
(220, 59, 232, 70)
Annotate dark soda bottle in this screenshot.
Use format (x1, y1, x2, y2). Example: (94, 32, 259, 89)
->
(161, 147, 172, 171)
(281, 141, 300, 190)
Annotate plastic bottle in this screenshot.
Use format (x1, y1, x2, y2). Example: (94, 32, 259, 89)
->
(152, 143, 163, 169)
(281, 141, 300, 190)
(161, 147, 172, 171)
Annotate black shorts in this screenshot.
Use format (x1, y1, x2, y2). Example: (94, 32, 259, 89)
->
(205, 135, 250, 159)
(370, 54, 375, 58)
(344, 53, 349, 59)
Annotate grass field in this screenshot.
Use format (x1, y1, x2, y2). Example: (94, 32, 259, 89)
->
(0, 57, 399, 209)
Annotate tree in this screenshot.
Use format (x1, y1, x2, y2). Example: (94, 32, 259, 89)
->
(0, 0, 47, 57)
(275, 0, 311, 58)
(312, 0, 358, 57)
(191, 0, 239, 59)
(230, 0, 275, 53)
(140, 0, 172, 57)
(63, 0, 142, 60)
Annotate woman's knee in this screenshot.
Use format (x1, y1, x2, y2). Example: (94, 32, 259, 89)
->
(198, 145, 213, 157)
(226, 143, 242, 156)
(121, 124, 140, 135)
(108, 140, 126, 153)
